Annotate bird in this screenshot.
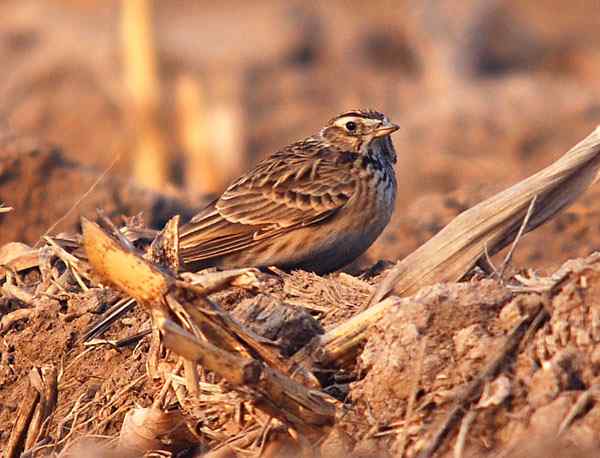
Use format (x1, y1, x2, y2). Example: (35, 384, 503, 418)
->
(179, 109, 399, 274)
(84, 110, 398, 342)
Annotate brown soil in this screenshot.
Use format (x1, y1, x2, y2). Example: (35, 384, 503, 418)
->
(348, 254, 600, 456)
(2, 0, 600, 456)
(0, 139, 198, 246)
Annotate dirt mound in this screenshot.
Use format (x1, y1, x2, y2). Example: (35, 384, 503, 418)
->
(347, 253, 600, 456)
(0, 139, 198, 246)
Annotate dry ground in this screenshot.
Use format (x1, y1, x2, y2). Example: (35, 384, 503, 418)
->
(2, 1, 600, 456)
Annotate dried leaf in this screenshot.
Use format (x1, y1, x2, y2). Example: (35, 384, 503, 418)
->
(119, 406, 196, 453)
(477, 375, 511, 409)
(81, 217, 172, 305)
(147, 215, 180, 273)
(0, 242, 39, 279)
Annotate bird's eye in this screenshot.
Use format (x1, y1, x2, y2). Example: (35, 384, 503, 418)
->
(345, 121, 357, 132)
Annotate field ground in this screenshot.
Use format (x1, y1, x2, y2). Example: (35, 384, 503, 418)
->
(2, 1, 600, 456)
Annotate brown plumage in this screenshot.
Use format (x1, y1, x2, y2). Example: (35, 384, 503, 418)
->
(179, 109, 399, 274)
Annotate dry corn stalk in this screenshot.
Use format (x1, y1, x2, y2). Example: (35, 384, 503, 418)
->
(81, 218, 336, 441)
(175, 71, 244, 195)
(175, 74, 219, 194)
(121, 0, 169, 190)
(207, 70, 245, 188)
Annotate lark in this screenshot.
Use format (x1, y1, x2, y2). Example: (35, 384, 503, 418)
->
(179, 110, 399, 274)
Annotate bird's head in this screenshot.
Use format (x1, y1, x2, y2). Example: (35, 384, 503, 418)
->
(321, 109, 399, 160)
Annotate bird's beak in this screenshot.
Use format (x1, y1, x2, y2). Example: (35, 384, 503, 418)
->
(374, 121, 400, 137)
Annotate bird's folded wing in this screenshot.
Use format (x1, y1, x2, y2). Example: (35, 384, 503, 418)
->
(179, 147, 356, 263)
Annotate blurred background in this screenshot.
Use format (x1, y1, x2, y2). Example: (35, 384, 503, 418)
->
(1, 0, 600, 271)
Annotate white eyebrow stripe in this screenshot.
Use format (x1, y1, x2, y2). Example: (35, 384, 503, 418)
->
(333, 116, 380, 128)
(334, 116, 362, 126)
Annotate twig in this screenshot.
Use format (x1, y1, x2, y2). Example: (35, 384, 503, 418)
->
(2, 282, 34, 304)
(510, 264, 573, 294)
(160, 315, 336, 438)
(203, 427, 262, 458)
(25, 366, 58, 450)
(82, 216, 335, 440)
(183, 358, 200, 397)
(453, 410, 478, 458)
(498, 195, 538, 279)
(397, 336, 427, 457)
(54, 391, 87, 445)
(5, 379, 39, 458)
(522, 306, 550, 347)
(152, 360, 184, 410)
(83, 297, 136, 341)
(483, 243, 498, 275)
(255, 417, 273, 457)
(68, 263, 89, 292)
(6, 366, 58, 458)
(84, 329, 151, 350)
(89, 403, 132, 435)
(59, 374, 146, 439)
(114, 328, 152, 347)
(43, 236, 91, 282)
(34, 152, 121, 248)
(291, 296, 403, 370)
(82, 267, 263, 345)
(20, 437, 51, 458)
(96, 211, 135, 251)
(557, 384, 600, 436)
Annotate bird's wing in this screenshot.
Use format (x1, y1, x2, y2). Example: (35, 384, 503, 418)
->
(179, 140, 357, 263)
